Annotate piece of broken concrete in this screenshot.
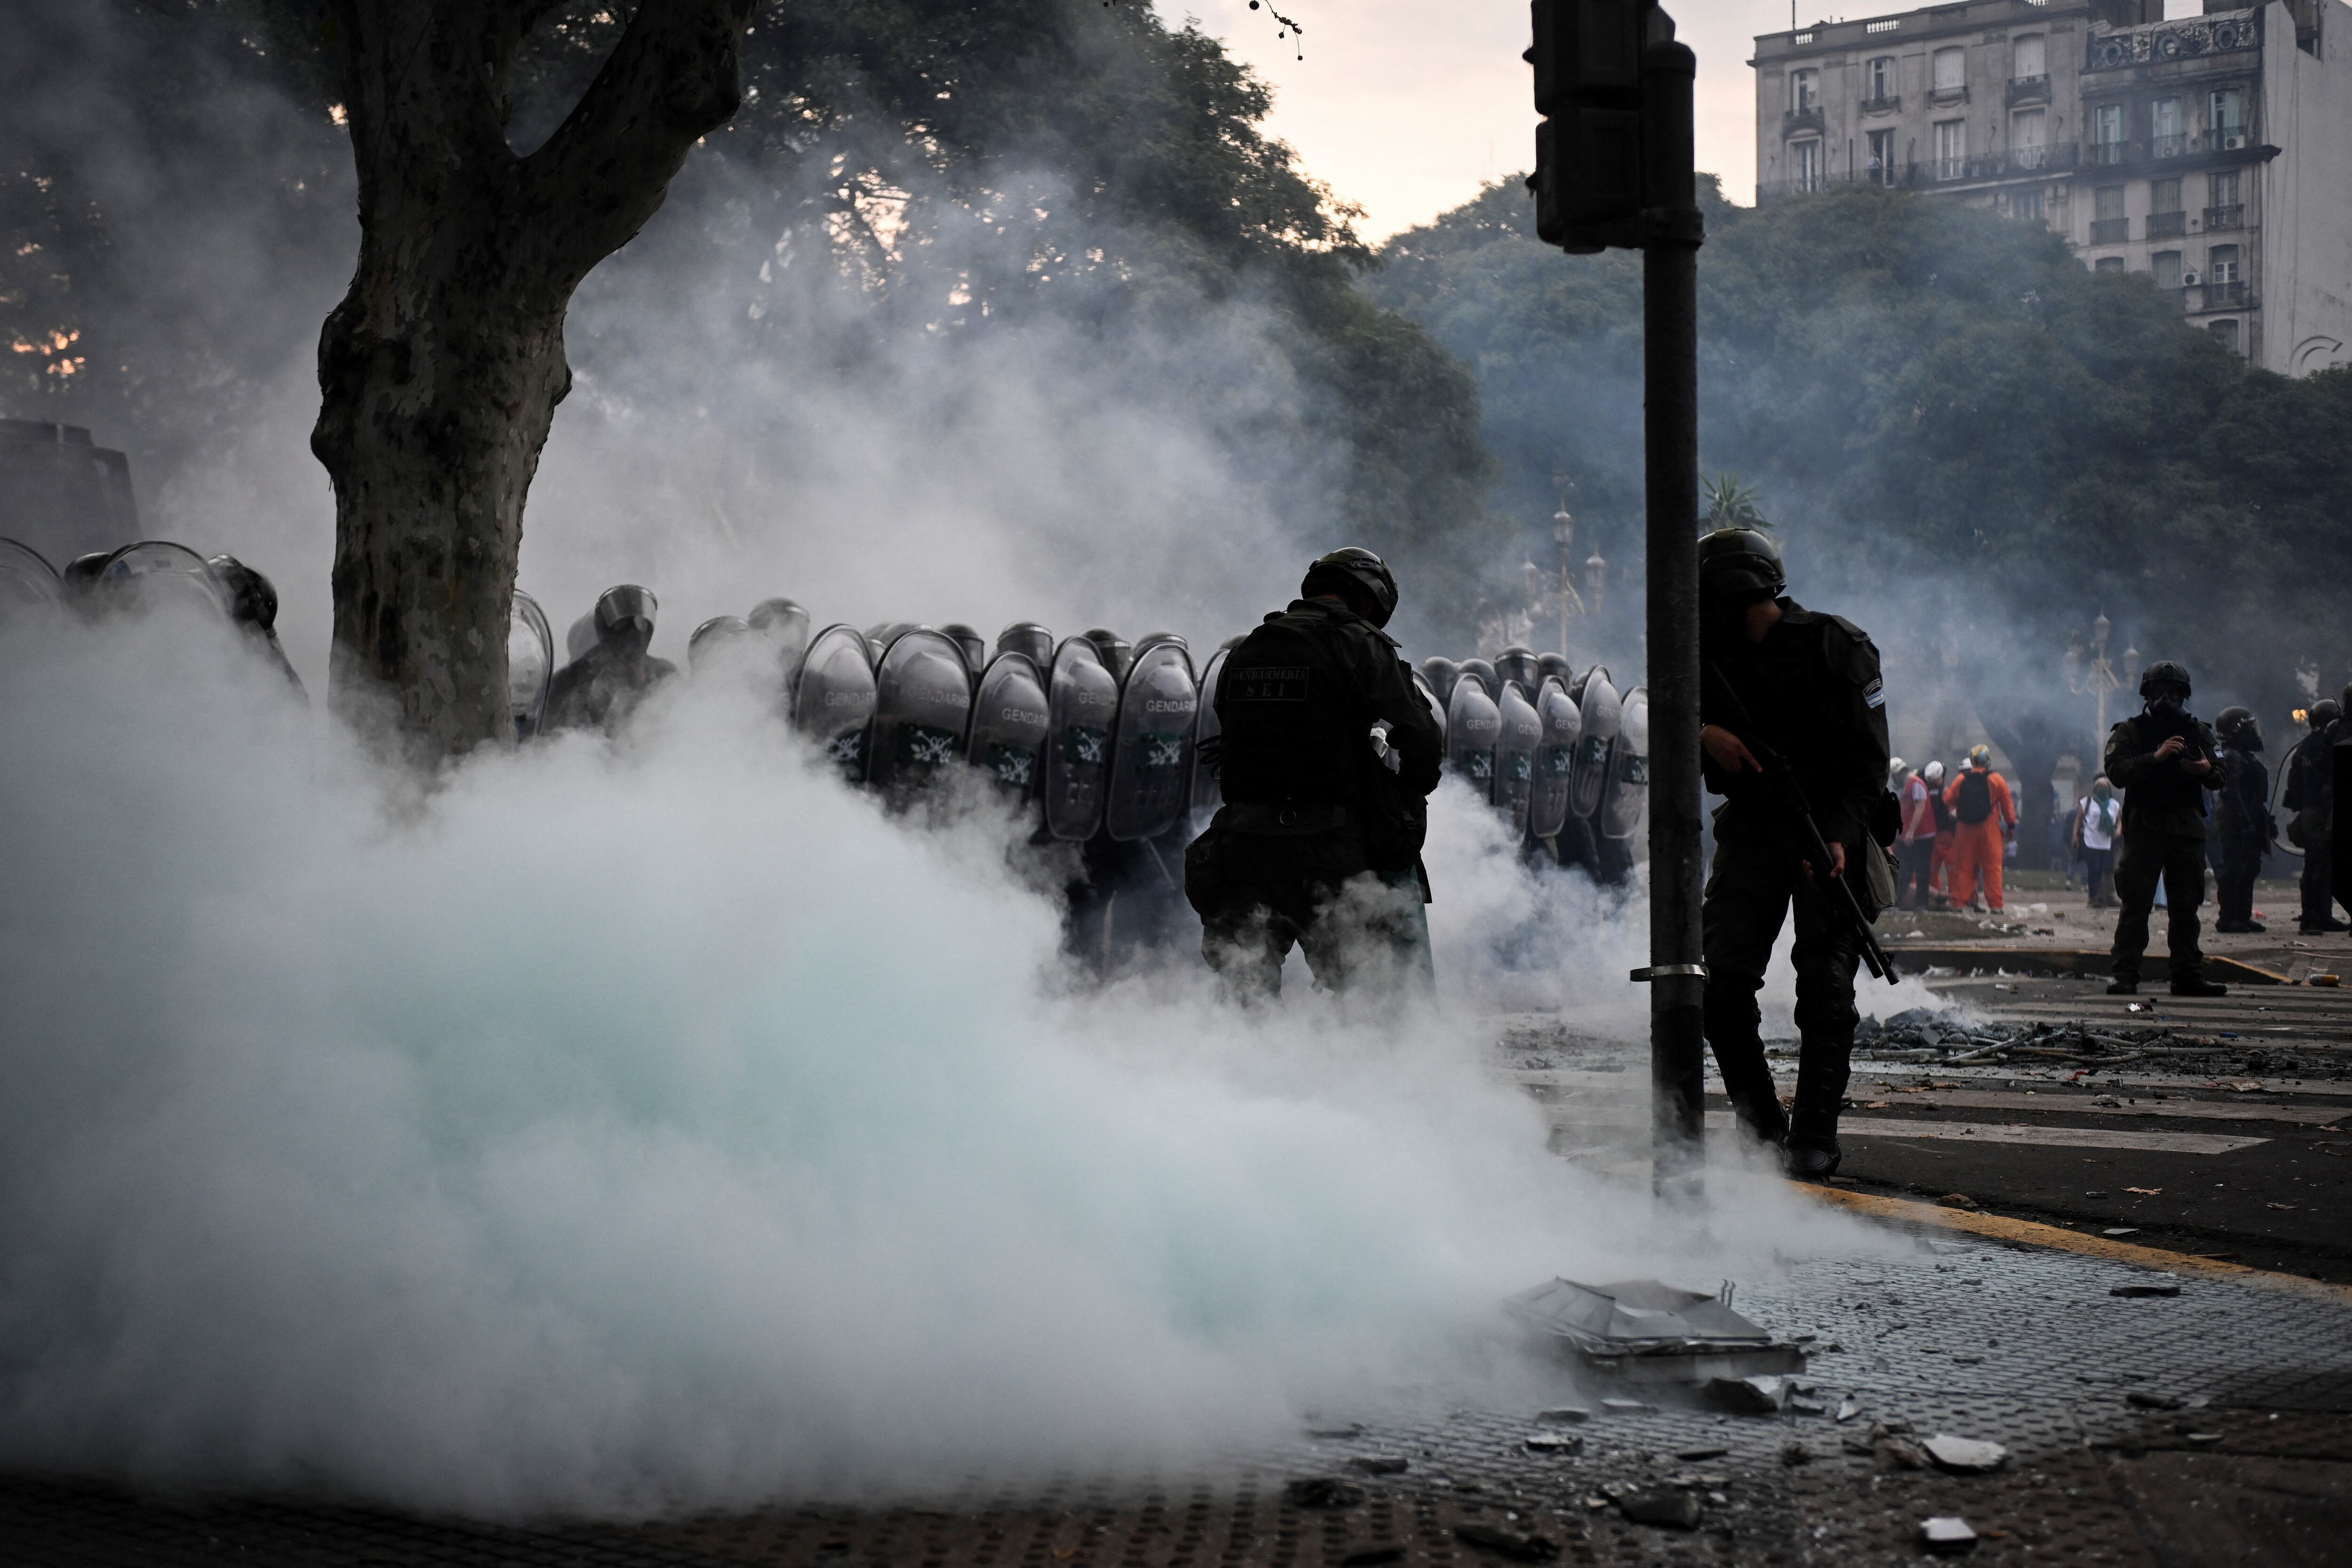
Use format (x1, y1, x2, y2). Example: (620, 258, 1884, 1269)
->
(1919, 1516, 1979, 1555)
(1923, 1435, 2009, 1474)
(1283, 1477, 1365, 1509)
(1615, 1490, 1702, 1530)
(1535, 1406, 1590, 1424)
(2126, 1390, 2184, 1411)
(1600, 1397, 1655, 1414)
(1875, 1436, 1932, 1471)
(1779, 1441, 1812, 1466)
(1701, 1375, 1790, 1415)
(1523, 1432, 1582, 1455)
(1451, 1521, 1559, 1561)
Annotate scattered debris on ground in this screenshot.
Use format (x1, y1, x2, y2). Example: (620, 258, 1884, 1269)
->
(1919, 1515, 1980, 1555)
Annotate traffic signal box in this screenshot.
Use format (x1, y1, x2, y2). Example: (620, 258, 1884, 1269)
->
(1527, 0, 1654, 253)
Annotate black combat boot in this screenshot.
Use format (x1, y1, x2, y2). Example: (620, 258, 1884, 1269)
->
(2106, 977, 2138, 996)
(1784, 1143, 1842, 1180)
(2170, 977, 2228, 998)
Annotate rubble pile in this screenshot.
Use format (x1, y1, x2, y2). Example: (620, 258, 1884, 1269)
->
(1848, 1009, 2271, 1072)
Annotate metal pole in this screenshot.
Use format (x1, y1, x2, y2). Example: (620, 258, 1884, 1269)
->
(1641, 26, 1707, 1204)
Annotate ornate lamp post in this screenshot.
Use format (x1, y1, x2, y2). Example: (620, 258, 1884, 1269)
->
(1552, 504, 1577, 654)
(2067, 611, 2123, 763)
(1584, 546, 1608, 618)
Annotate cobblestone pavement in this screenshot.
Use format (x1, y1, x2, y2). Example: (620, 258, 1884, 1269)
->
(4, 1214, 2346, 1566)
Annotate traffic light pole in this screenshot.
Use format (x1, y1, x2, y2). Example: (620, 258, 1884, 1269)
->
(1639, 36, 1707, 1205)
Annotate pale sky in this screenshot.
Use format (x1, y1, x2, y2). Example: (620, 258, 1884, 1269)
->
(1160, 0, 1808, 238)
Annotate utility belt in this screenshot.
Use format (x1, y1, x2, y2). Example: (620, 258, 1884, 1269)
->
(1219, 799, 1355, 836)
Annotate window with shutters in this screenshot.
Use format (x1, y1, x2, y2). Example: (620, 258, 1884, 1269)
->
(2013, 34, 2045, 81)
(2209, 318, 2240, 353)
(1868, 128, 1898, 184)
(2209, 244, 2240, 284)
(1792, 139, 1823, 192)
(1790, 69, 1820, 112)
(1934, 119, 1966, 179)
(1867, 55, 1897, 102)
(1932, 47, 1966, 96)
(2153, 251, 2183, 290)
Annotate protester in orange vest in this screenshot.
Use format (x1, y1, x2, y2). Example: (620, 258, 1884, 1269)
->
(1943, 745, 2017, 911)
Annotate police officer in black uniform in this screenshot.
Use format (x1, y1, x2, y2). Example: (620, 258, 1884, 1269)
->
(1696, 529, 1890, 1180)
(2104, 661, 2227, 996)
(545, 585, 678, 736)
(2211, 705, 2272, 933)
(1184, 548, 1442, 1000)
(2284, 694, 2347, 932)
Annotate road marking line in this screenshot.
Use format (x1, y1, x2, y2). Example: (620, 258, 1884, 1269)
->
(1795, 1184, 2352, 1307)
(1837, 1117, 2266, 1154)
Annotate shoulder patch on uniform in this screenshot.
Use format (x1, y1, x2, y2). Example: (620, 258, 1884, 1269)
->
(1864, 675, 1885, 709)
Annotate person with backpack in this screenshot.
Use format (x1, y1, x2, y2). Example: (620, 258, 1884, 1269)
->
(2104, 661, 2227, 997)
(1941, 746, 2016, 912)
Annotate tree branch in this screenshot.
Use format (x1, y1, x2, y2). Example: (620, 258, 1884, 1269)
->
(518, 0, 754, 289)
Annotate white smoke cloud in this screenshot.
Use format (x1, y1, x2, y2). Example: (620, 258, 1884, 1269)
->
(0, 611, 1890, 1518)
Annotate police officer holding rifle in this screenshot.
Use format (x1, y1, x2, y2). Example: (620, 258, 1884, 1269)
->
(1696, 528, 1894, 1180)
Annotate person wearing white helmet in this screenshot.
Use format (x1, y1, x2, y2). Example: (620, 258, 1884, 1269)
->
(1895, 757, 1939, 909)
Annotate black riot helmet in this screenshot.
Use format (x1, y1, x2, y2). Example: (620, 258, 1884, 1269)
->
(996, 620, 1054, 671)
(1494, 645, 1540, 695)
(1300, 546, 1399, 628)
(2312, 698, 2344, 729)
(2216, 706, 2259, 749)
(1080, 627, 1132, 682)
(1697, 527, 1786, 603)
(206, 554, 279, 631)
(2137, 659, 2192, 701)
(594, 584, 658, 656)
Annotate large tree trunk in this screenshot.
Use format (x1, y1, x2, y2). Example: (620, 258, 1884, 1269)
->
(314, 0, 753, 760)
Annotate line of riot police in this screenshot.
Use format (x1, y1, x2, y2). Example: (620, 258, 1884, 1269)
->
(1416, 647, 1650, 885)
(0, 534, 303, 692)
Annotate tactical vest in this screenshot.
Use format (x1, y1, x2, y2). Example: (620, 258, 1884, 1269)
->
(1216, 612, 1373, 808)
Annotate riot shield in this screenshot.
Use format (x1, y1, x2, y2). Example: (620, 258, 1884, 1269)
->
(0, 538, 64, 628)
(792, 623, 879, 779)
(1568, 665, 1622, 823)
(868, 628, 975, 791)
(1190, 646, 1230, 828)
(96, 541, 230, 620)
(1044, 636, 1119, 841)
(1420, 657, 1460, 711)
(1457, 657, 1500, 701)
(1410, 667, 1447, 749)
(509, 590, 554, 740)
(968, 650, 1050, 799)
(1446, 672, 1502, 800)
(565, 612, 597, 665)
(1536, 651, 1574, 689)
(749, 597, 812, 678)
(1599, 685, 1651, 841)
(1493, 681, 1542, 835)
(996, 621, 1054, 672)
(939, 622, 989, 674)
(688, 614, 755, 674)
(1081, 628, 1133, 684)
(1494, 645, 1540, 697)
(1105, 639, 1197, 842)
(1527, 674, 1583, 840)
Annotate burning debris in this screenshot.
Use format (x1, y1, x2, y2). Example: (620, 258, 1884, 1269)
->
(1507, 1278, 1806, 1384)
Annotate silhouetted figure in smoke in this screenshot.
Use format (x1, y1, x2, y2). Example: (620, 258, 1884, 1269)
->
(207, 554, 306, 697)
(2104, 661, 2226, 997)
(2210, 706, 2272, 933)
(1697, 527, 1890, 1181)
(1184, 547, 1440, 1000)
(544, 586, 676, 736)
(2285, 694, 2347, 932)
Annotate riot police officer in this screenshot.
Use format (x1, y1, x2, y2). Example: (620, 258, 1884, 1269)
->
(2211, 705, 2272, 933)
(545, 585, 677, 735)
(2284, 694, 2347, 932)
(1183, 547, 1442, 999)
(2104, 662, 2226, 995)
(1696, 528, 1890, 1180)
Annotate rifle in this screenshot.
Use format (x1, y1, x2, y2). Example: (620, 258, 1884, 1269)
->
(1701, 661, 1899, 987)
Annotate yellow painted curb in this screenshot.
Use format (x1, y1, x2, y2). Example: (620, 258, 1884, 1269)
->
(1794, 1182, 2352, 1307)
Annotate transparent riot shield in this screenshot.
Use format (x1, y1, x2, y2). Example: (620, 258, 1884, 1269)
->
(793, 623, 879, 779)
(749, 597, 812, 678)
(1457, 657, 1499, 701)
(509, 590, 555, 741)
(1536, 651, 1575, 689)
(96, 541, 230, 620)
(1106, 638, 1197, 842)
(1599, 685, 1651, 841)
(1527, 674, 1583, 840)
(0, 538, 65, 630)
(869, 628, 975, 791)
(565, 612, 597, 665)
(969, 650, 1050, 799)
(939, 622, 989, 674)
(1044, 636, 1119, 841)
(1446, 673, 1501, 800)
(688, 614, 755, 674)
(1568, 665, 1622, 822)
(1190, 645, 1230, 830)
(1494, 681, 1542, 836)
(1410, 667, 1447, 749)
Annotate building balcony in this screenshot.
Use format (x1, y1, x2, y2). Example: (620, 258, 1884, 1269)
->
(1755, 143, 2077, 202)
(2200, 279, 2249, 309)
(2090, 217, 2130, 244)
(1859, 93, 1901, 114)
(2204, 203, 2245, 230)
(2088, 139, 2130, 166)
(1928, 85, 1971, 106)
(1784, 106, 1826, 137)
(2149, 134, 2189, 160)
(2006, 74, 2052, 107)
(2146, 210, 2188, 239)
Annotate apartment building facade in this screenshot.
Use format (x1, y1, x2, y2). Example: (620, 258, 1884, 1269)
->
(1752, 0, 2352, 376)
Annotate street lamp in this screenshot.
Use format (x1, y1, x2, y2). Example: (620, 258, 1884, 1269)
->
(1585, 546, 1608, 618)
(2067, 611, 2122, 760)
(1552, 505, 1576, 654)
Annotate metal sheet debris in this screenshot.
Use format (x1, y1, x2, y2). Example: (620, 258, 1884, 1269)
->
(1923, 1435, 2009, 1473)
(1508, 1278, 1805, 1383)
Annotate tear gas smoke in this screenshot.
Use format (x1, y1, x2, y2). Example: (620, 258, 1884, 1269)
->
(0, 611, 1892, 1518)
